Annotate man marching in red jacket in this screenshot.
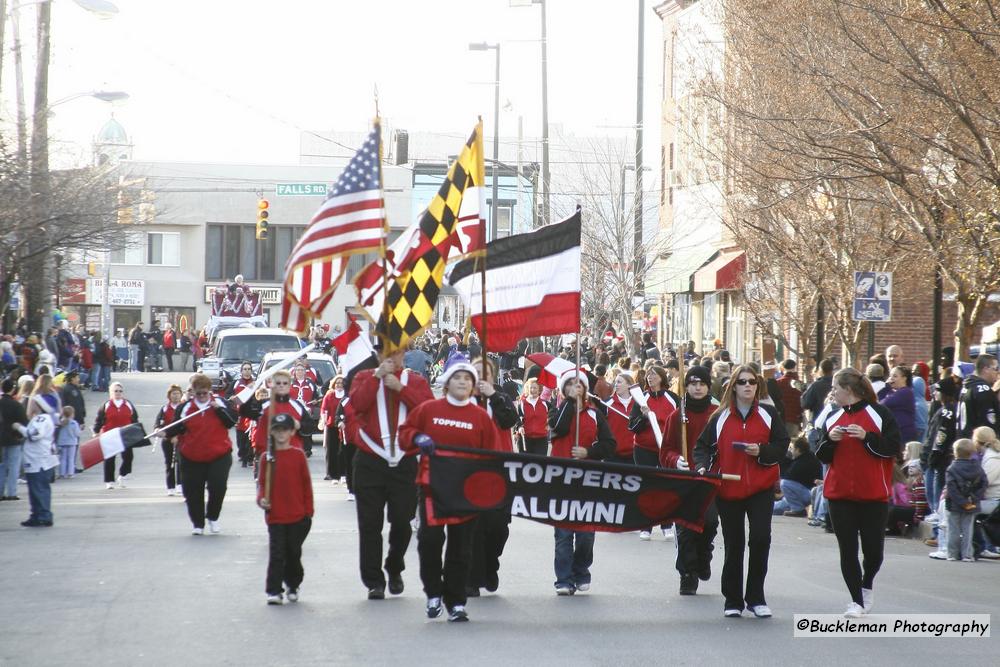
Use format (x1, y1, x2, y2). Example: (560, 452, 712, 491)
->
(349, 347, 434, 600)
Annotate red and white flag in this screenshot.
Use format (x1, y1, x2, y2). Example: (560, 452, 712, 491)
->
(525, 353, 578, 390)
(281, 123, 387, 334)
(448, 210, 581, 352)
(79, 423, 149, 470)
(332, 318, 379, 379)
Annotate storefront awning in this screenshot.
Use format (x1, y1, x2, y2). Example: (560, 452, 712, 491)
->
(648, 247, 720, 294)
(693, 250, 745, 292)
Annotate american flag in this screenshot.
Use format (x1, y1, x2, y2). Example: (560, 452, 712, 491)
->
(281, 123, 386, 334)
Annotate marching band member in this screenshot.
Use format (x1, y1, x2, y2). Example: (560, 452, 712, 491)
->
(320, 376, 347, 483)
(154, 384, 185, 496)
(93, 382, 140, 490)
(693, 364, 788, 619)
(468, 357, 519, 597)
(399, 353, 497, 622)
(548, 369, 616, 596)
(240, 370, 314, 458)
(662, 365, 718, 595)
(290, 364, 320, 457)
(230, 362, 256, 468)
(166, 373, 239, 536)
(517, 378, 549, 456)
(628, 365, 679, 540)
(605, 373, 635, 464)
(349, 347, 434, 600)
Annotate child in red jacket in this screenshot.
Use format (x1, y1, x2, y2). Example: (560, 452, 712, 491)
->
(258, 413, 314, 606)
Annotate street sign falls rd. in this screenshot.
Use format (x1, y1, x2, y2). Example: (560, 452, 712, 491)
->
(275, 183, 327, 197)
(852, 271, 892, 322)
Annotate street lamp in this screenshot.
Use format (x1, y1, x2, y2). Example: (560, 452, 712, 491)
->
(510, 0, 549, 227)
(469, 41, 501, 240)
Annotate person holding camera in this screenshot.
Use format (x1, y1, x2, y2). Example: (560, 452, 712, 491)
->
(815, 367, 901, 618)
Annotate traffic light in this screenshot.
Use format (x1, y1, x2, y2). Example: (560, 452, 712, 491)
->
(255, 199, 270, 240)
(87, 261, 97, 276)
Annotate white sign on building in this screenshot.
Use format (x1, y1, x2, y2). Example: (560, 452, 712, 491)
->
(88, 279, 146, 306)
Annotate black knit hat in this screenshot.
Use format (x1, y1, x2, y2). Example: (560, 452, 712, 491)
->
(933, 376, 959, 398)
(685, 365, 711, 386)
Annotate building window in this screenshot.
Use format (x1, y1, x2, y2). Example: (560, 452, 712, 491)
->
(495, 205, 513, 238)
(110, 232, 145, 265)
(671, 293, 691, 343)
(205, 224, 305, 282)
(702, 292, 719, 347)
(147, 232, 180, 266)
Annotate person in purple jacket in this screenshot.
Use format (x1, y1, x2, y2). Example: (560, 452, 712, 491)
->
(880, 365, 917, 449)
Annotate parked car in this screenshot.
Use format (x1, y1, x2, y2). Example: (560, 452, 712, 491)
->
(199, 328, 302, 388)
(969, 342, 1000, 360)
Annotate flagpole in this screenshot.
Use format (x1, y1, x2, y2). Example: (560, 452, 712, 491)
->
(477, 116, 488, 382)
(375, 116, 391, 351)
(574, 331, 581, 452)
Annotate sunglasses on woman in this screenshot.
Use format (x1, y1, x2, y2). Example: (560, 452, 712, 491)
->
(734, 378, 757, 386)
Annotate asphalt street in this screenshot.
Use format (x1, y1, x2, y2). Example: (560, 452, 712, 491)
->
(1, 371, 997, 666)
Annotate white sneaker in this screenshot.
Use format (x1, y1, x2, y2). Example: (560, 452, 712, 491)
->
(347, 493, 355, 502)
(749, 605, 772, 618)
(331, 479, 340, 486)
(576, 582, 591, 592)
(861, 588, 873, 613)
(723, 608, 742, 618)
(286, 588, 299, 602)
(266, 593, 283, 605)
(977, 550, 1000, 559)
(923, 513, 940, 524)
(207, 520, 221, 534)
(843, 602, 866, 618)
(105, 482, 115, 490)
(928, 551, 948, 560)
(555, 585, 575, 596)
(962, 557, 975, 562)
(166, 488, 176, 497)
(191, 527, 204, 536)
(426, 597, 443, 619)
(639, 530, 652, 541)
(339, 476, 347, 484)
(661, 527, 673, 540)
(116, 476, 127, 489)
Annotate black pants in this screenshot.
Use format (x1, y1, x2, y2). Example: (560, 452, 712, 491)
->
(716, 490, 773, 610)
(235, 430, 252, 467)
(676, 501, 719, 577)
(353, 452, 417, 590)
(828, 499, 888, 606)
(324, 427, 343, 479)
(468, 509, 511, 589)
(418, 491, 475, 609)
(523, 436, 548, 456)
(103, 448, 134, 483)
(886, 503, 915, 535)
(302, 434, 313, 456)
(266, 517, 312, 595)
(162, 439, 181, 489)
(180, 453, 232, 528)
(341, 443, 356, 493)
(164, 349, 174, 371)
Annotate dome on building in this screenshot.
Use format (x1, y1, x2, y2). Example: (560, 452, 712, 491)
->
(97, 115, 129, 145)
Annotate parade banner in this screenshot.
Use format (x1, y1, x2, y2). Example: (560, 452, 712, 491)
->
(427, 446, 720, 532)
(79, 423, 150, 470)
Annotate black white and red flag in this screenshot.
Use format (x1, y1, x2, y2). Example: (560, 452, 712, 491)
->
(447, 210, 581, 352)
(425, 446, 720, 532)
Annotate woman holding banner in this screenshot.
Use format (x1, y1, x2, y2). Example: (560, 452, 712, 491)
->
(628, 365, 679, 540)
(517, 379, 549, 456)
(694, 365, 788, 619)
(94, 382, 140, 490)
(548, 369, 616, 596)
(662, 364, 718, 596)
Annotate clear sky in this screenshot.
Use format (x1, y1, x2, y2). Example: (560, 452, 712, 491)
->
(1, 0, 664, 168)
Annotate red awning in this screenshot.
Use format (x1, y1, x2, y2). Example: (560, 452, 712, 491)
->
(693, 250, 745, 292)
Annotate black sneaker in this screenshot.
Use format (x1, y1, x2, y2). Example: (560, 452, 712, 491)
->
(387, 572, 404, 595)
(465, 585, 481, 598)
(367, 587, 385, 600)
(484, 572, 499, 593)
(447, 605, 469, 622)
(699, 565, 711, 582)
(679, 574, 699, 596)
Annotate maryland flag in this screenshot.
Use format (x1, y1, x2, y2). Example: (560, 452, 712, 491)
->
(355, 121, 486, 352)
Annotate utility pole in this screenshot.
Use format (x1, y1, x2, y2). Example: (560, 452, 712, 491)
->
(540, 0, 550, 227)
(25, 1, 52, 332)
(633, 0, 645, 298)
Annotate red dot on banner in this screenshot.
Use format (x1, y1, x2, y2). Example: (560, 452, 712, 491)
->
(463, 471, 507, 508)
(636, 490, 681, 519)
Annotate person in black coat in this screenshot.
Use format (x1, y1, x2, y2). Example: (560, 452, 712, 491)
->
(59, 371, 87, 427)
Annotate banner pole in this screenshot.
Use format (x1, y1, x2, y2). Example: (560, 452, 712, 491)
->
(680, 395, 688, 463)
(574, 331, 581, 451)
